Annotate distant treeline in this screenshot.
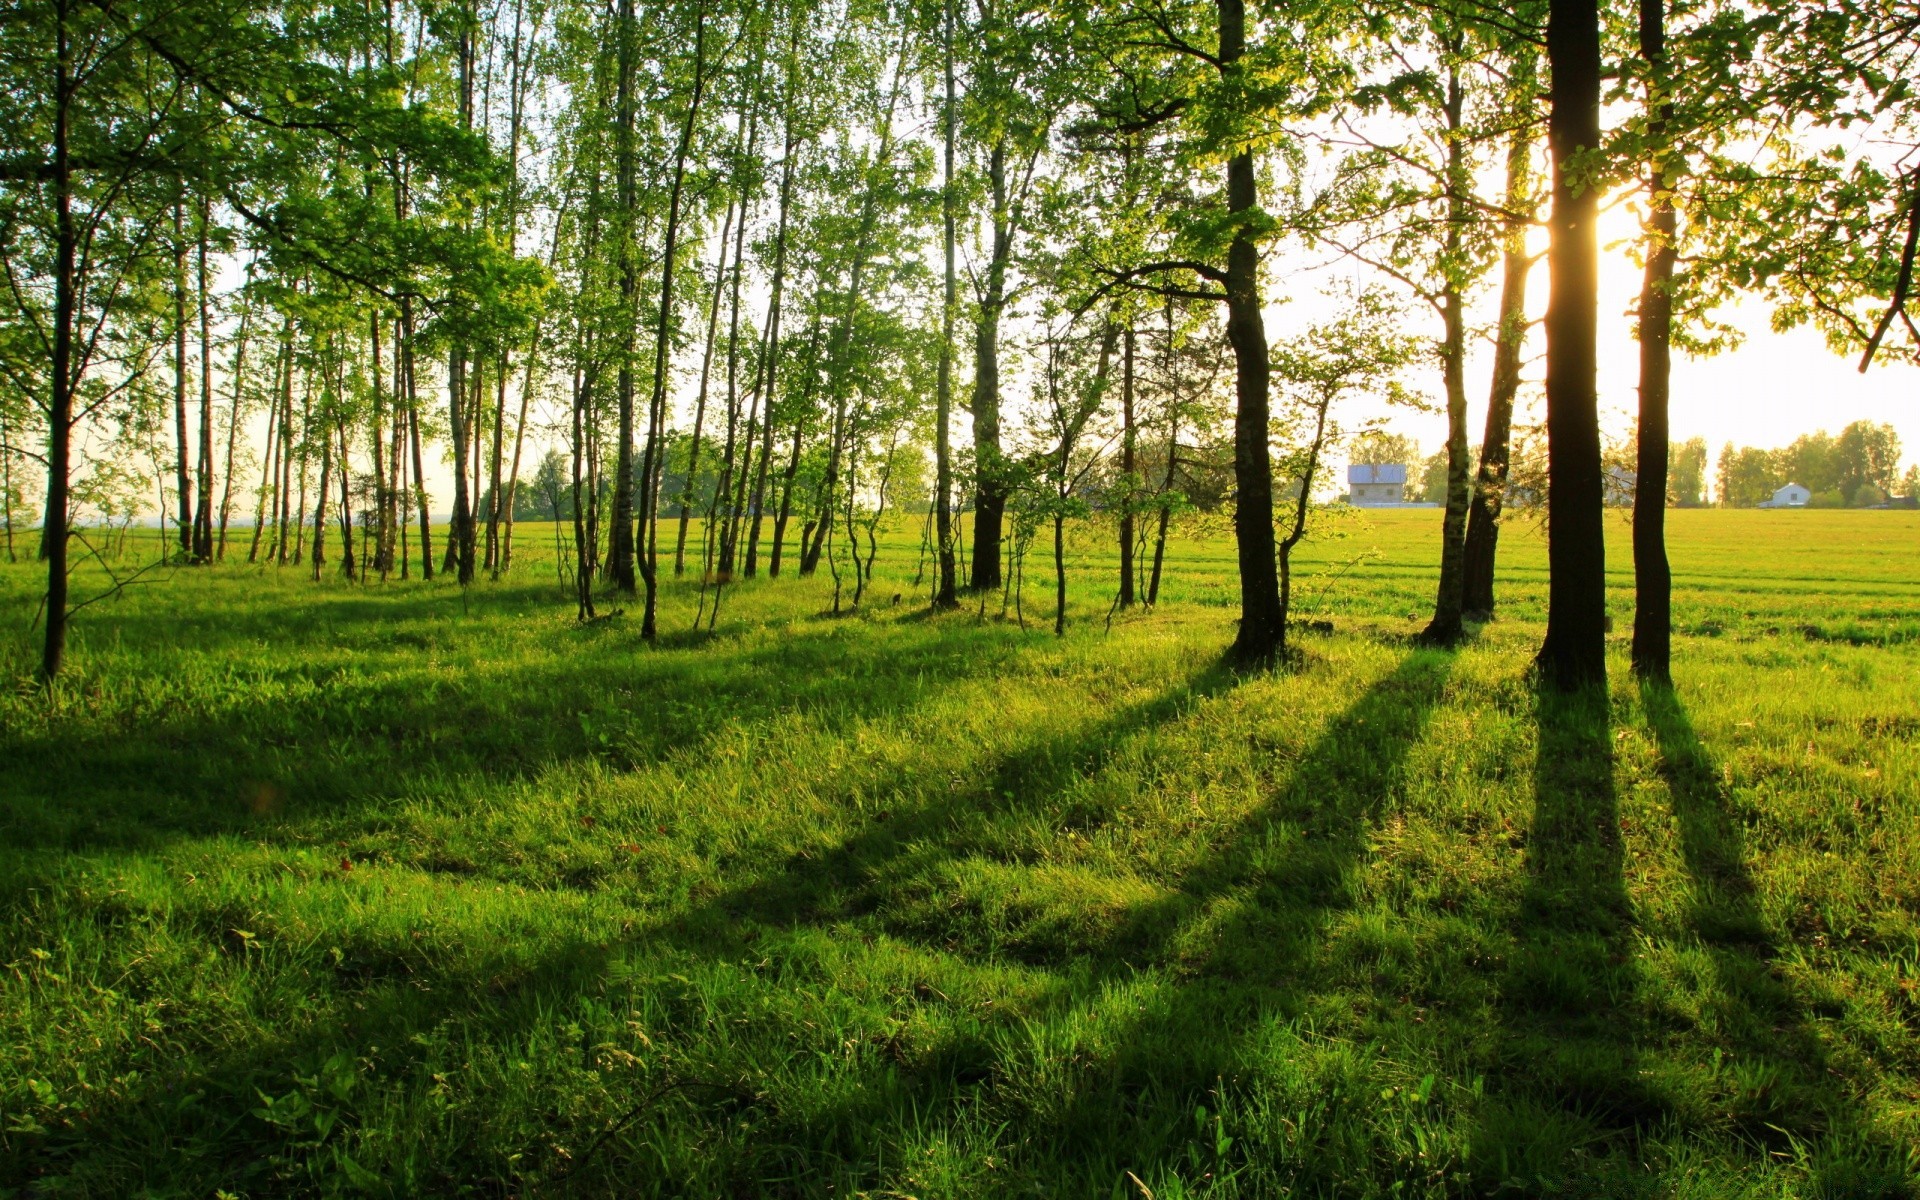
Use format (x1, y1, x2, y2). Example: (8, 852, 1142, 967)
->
(1717, 422, 1912, 508)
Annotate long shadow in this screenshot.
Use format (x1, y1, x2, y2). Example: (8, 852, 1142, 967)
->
(2, 646, 1248, 1197)
(609, 648, 1458, 1194)
(1643, 681, 1914, 1195)
(1468, 684, 1649, 1192)
(0, 610, 1035, 869)
(1002, 649, 1459, 1193)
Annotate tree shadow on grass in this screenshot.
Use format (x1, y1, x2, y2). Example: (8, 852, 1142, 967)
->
(614, 647, 1460, 1195)
(0, 641, 1249, 1197)
(1467, 684, 1649, 1194)
(1641, 681, 1915, 1195)
(0, 609, 1032, 864)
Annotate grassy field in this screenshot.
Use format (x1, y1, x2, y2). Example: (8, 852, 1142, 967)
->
(2, 508, 1919, 1198)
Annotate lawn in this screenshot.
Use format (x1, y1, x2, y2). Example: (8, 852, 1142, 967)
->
(2, 508, 1918, 1197)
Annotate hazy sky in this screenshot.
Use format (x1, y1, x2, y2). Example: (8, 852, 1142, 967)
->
(1280, 197, 1918, 481)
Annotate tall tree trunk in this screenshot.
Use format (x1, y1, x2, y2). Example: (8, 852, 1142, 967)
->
(741, 148, 797, 577)
(501, 352, 535, 573)
(769, 316, 824, 577)
(193, 200, 215, 562)
(607, 0, 639, 595)
(368, 313, 390, 576)
(932, 0, 959, 608)
(445, 18, 477, 585)
(742, 35, 804, 579)
(336, 415, 357, 581)
(638, 2, 711, 637)
(1118, 319, 1136, 607)
(1632, 0, 1675, 681)
(1424, 64, 1472, 645)
(1216, 0, 1281, 662)
(1538, 0, 1609, 688)
(485, 355, 508, 570)
(40, 8, 75, 678)
(401, 304, 433, 578)
(968, 142, 1015, 592)
(1462, 94, 1538, 621)
(172, 201, 192, 560)
(679, 198, 733, 577)
(310, 402, 332, 581)
(1147, 411, 1178, 607)
(216, 298, 251, 561)
(250, 321, 290, 564)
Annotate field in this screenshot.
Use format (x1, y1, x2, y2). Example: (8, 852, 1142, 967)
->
(3, 509, 1919, 1198)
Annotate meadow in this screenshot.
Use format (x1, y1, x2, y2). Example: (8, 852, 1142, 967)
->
(2, 508, 1918, 1198)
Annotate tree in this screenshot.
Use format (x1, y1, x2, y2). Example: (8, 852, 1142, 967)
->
(1668, 435, 1706, 506)
(1537, 0, 1609, 688)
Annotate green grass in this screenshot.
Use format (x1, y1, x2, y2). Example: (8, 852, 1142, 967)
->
(2, 508, 1918, 1197)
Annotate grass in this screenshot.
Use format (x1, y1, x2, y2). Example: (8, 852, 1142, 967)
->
(1, 507, 1918, 1198)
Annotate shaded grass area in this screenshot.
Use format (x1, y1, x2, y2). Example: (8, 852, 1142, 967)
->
(2, 510, 1918, 1197)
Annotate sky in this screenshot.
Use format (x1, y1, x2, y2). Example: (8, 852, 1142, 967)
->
(1276, 196, 1919, 486)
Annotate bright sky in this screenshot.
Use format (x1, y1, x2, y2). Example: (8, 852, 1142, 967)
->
(1275, 197, 1919, 482)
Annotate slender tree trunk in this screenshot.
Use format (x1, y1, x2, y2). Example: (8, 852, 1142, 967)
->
(1212, 0, 1284, 662)
(769, 317, 823, 578)
(172, 202, 192, 560)
(501, 351, 535, 573)
(607, 0, 639, 595)
(1118, 320, 1137, 607)
(638, 3, 711, 637)
(679, 198, 733, 577)
(193, 201, 215, 562)
(1633, 0, 1675, 681)
(1538, 0, 1608, 688)
(485, 354, 508, 571)
(932, 0, 959, 608)
(1147, 411, 1178, 607)
(249, 324, 290, 563)
(741, 144, 797, 577)
(401, 304, 433, 578)
(310, 404, 332, 580)
(1424, 65, 1472, 645)
(968, 143, 1014, 592)
(336, 415, 356, 581)
(216, 300, 252, 561)
(1462, 101, 1538, 621)
(742, 42, 803, 579)
(40, 8, 75, 678)
(277, 353, 298, 563)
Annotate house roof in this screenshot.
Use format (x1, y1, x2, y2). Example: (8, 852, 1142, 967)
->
(1348, 463, 1407, 485)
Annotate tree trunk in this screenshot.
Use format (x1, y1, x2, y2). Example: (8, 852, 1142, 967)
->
(193, 201, 215, 562)
(1147, 410, 1178, 607)
(1424, 66, 1472, 645)
(1118, 319, 1136, 607)
(638, 2, 711, 636)
(216, 299, 252, 561)
(1214, 0, 1284, 663)
(172, 202, 192, 560)
(969, 142, 1013, 591)
(401, 304, 433, 578)
(1538, 0, 1608, 688)
(679, 198, 733, 577)
(41, 14, 75, 679)
(249, 322, 290, 563)
(1462, 98, 1537, 621)
(742, 138, 798, 577)
(311, 403, 332, 581)
(1632, 0, 1675, 682)
(932, 0, 959, 608)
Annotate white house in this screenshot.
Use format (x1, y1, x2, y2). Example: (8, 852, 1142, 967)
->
(1758, 482, 1810, 509)
(1348, 463, 1407, 506)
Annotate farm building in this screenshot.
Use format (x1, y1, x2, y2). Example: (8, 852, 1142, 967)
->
(1348, 463, 1408, 506)
(1758, 482, 1811, 509)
